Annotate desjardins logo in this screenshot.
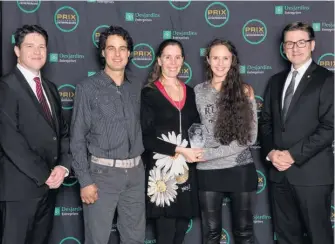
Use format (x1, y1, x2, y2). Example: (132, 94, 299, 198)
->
(312, 22, 334, 32)
(125, 12, 160, 22)
(54, 206, 83, 216)
(49, 53, 85, 63)
(253, 214, 272, 224)
(275, 5, 310, 15)
(144, 240, 156, 244)
(239, 64, 272, 75)
(162, 30, 197, 40)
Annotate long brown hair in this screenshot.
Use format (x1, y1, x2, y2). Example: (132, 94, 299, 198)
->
(146, 39, 185, 88)
(205, 39, 254, 145)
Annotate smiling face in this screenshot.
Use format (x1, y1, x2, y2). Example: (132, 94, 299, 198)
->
(283, 30, 315, 69)
(157, 44, 184, 79)
(207, 44, 233, 80)
(14, 32, 47, 74)
(102, 34, 130, 72)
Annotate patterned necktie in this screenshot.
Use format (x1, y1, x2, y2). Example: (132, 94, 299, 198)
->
(33, 77, 52, 122)
(282, 70, 298, 120)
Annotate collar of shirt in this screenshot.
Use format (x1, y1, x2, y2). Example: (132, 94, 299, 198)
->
(98, 70, 132, 87)
(289, 58, 313, 82)
(16, 63, 42, 88)
(282, 58, 313, 107)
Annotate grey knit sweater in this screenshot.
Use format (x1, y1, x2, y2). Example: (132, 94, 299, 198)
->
(194, 81, 258, 170)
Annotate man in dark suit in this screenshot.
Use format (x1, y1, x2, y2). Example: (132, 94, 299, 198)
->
(260, 21, 334, 244)
(0, 25, 70, 244)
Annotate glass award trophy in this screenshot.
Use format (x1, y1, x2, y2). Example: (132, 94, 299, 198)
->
(188, 123, 205, 148)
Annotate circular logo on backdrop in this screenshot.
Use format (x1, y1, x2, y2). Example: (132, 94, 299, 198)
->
(331, 205, 335, 228)
(220, 228, 230, 244)
(256, 170, 266, 194)
(242, 19, 267, 45)
(16, 0, 41, 13)
(317, 53, 335, 71)
(186, 219, 193, 233)
(280, 42, 288, 60)
(169, 0, 191, 10)
(178, 62, 192, 84)
(54, 6, 79, 32)
(62, 176, 78, 187)
(131, 43, 155, 69)
(255, 95, 264, 119)
(92, 25, 109, 48)
(59, 237, 81, 244)
(205, 2, 230, 28)
(58, 84, 76, 110)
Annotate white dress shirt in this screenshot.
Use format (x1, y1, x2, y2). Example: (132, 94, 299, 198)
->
(16, 63, 52, 114)
(267, 58, 312, 161)
(16, 63, 69, 176)
(281, 58, 313, 108)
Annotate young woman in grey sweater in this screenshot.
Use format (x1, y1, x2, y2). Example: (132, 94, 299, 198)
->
(194, 39, 258, 244)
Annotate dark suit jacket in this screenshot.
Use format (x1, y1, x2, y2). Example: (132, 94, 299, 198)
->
(0, 67, 71, 201)
(260, 61, 334, 186)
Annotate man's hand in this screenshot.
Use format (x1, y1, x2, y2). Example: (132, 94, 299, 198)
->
(280, 150, 295, 164)
(45, 166, 67, 189)
(268, 150, 293, 171)
(81, 184, 98, 204)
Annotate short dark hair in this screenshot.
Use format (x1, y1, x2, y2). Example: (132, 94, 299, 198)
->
(281, 21, 315, 42)
(98, 25, 134, 66)
(14, 25, 48, 47)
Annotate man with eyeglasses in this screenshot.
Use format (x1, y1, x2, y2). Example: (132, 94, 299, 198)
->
(260, 21, 334, 244)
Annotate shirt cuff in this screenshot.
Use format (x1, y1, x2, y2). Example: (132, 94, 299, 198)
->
(77, 173, 94, 189)
(59, 166, 70, 177)
(266, 149, 274, 161)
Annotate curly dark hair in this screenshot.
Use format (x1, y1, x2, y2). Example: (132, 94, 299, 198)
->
(98, 25, 134, 67)
(205, 39, 254, 145)
(146, 39, 185, 88)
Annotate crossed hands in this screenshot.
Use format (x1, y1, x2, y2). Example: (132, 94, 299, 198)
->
(268, 150, 295, 171)
(45, 166, 67, 189)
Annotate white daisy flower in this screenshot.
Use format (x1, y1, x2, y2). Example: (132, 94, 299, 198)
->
(153, 131, 189, 177)
(147, 167, 178, 207)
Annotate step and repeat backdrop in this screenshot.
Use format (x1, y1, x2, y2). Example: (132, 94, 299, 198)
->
(1, 1, 334, 244)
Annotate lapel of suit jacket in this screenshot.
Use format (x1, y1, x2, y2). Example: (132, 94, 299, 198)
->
(285, 62, 317, 121)
(42, 78, 59, 134)
(14, 67, 56, 131)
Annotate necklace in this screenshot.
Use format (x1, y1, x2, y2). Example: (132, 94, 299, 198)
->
(161, 78, 183, 137)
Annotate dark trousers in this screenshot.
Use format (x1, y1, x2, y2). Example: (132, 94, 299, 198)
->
(155, 216, 190, 244)
(270, 178, 333, 244)
(199, 191, 255, 244)
(0, 191, 56, 244)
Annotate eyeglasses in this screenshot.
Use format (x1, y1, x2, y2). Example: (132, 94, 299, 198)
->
(283, 39, 312, 49)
